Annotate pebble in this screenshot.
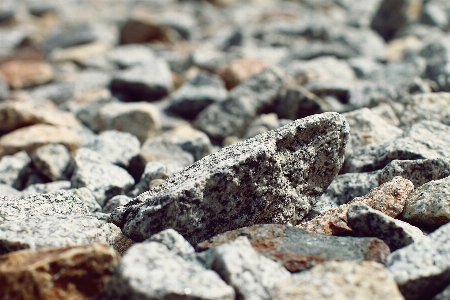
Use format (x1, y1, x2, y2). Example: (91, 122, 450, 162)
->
(30, 143, 71, 181)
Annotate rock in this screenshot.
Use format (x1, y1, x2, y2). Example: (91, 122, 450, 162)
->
(44, 23, 101, 52)
(0, 27, 29, 57)
(119, 15, 174, 45)
(0, 75, 9, 101)
(148, 228, 195, 258)
(110, 60, 173, 101)
(82, 130, 140, 168)
(170, 71, 228, 119)
(432, 284, 450, 300)
(370, 102, 401, 126)
(0, 243, 120, 300)
(31, 143, 71, 181)
(393, 92, 450, 127)
(298, 176, 414, 235)
(347, 203, 423, 251)
(0, 60, 54, 90)
(401, 176, 450, 228)
(111, 112, 349, 244)
(0, 151, 31, 189)
(191, 49, 239, 73)
(48, 41, 111, 65)
(106, 44, 157, 68)
(70, 148, 135, 206)
(20, 181, 71, 198)
(99, 241, 235, 300)
(0, 124, 82, 157)
(243, 113, 280, 139)
(195, 66, 284, 141)
(307, 171, 379, 219)
(95, 101, 161, 144)
(271, 261, 404, 300)
(344, 121, 450, 173)
(371, 0, 423, 40)
(67, 187, 102, 213)
(197, 224, 391, 272)
(386, 222, 450, 300)
(218, 58, 268, 90)
(209, 237, 290, 300)
(378, 158, 450, 187)
(0, 184, 21, 198)
(418, 39, 450, 92)
(104, 223, 135, 255)
(343, 108, 403, 156)
(103, 195, 133, 214)
(30, 82, 75, 105)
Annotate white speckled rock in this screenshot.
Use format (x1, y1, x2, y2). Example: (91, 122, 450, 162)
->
(401, 176, 450, 228)
(111, 112, 349, 244)
(0, 151, 30, 189)
(31, 143, 71, 181)
(99, 241, 235, 300)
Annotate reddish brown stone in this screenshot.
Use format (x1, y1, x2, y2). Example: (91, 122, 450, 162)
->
(218, 58, 268, 89)
(297, 176, 414, 235)
(197, 224, 390, 272)
(0, 243, 120, 300)
(0, 60, 53, 89)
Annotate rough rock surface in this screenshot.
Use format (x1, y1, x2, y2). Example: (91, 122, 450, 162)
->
(31, 143, 71, 181)
(298, 176, 414, 235)
(0, 243, 120, 300)
(111, 112, 349, 244)
(0, 150, 30, 189)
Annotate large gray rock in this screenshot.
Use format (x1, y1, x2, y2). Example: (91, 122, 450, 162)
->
(386, 222, 450, 300)
(378, 158, 450, 187)
(195, 66, 284, 141)
(0, 151, 31, 189)
(209, 237, 290, 300)
(401, 176, 450, 228)
(348, 203, 423, 251)
(110, 112, 349, 244)
(100, 241, 235, 300)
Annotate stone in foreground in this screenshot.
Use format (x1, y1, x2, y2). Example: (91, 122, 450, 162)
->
(271, 261, 404, 300)
(110, 112, 349, 244)
(197, 224, 391, 272)
(99, 241, 234, 300)
(386, 222, 450, 300)
(0, 243, 119, 300)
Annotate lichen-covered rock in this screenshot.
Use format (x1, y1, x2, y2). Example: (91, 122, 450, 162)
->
(386, 222, 450, 300)
(271, 261, 404, 300)
(0, 243, 120, 300)
(348, 203, 423, 251)
(110, 112, 349, 244)
(99, 241, 235, 300)
(197, 224, 391, 272)
(298, 176, 414, 235)
(401, 176, 450, 228)
(378, 158, 450, 187)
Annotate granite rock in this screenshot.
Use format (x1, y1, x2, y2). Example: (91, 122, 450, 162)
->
(0, 184, 21, 198)
(20, 181, 71, 198)
(0, 151, 31, 189)
(106, 44, 157, 69)
(31, 143, 71, 181)
(103, 195, 133, 214)
(218, 58, 268, 90)
(148, 228, 195, 258)
(111, 112, 348, 244)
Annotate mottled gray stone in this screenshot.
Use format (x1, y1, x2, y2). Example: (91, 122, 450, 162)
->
(209, 237, 290, 300)
(110, 60, 173, 101)
(419, 39, 450, 92)
(106, 44, 157, 68)
(343, 108, 403, 156)
(348, 57, 383, 78)
(111, 112, 349, 244)
(82, 130, 140, 168)
(393, 92, 450, 127)
(75, 96, 118, 132)
(344, 121, 450, 173)
(170, 71, 228, 119)
(21, 181, 71, 198)
(307, 172, 379, 219)
(370, 102, 401, 126)
(30, 82, 75, 105)
(195, 66, 284, 141)
(243, 113, 280, 140)
(70, 148, 135, 206)
(31, 143, 71, 181)
(401, 176, 450, 228)
(44, 23, 100, 52)
(103, 195, 133, 214)
(348, 203, 423, 251)
(386, 222, 450, 300)
(67, 187, 102, 213)
(148, 228, 194, 257)
(378, 158, 450, 187)
(100, 242, 235, 300)
(131, 161, 184, 196)
(0, 151, 31, 189)
(0, 184, 21, 198)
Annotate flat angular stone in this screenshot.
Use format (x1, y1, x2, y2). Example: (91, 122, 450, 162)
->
(272, 261, 404, 300)
(0, 243, 120, 300)
(348, 203, 424, 251)
(31, 143, 71, 181)
(402, 176, 450, 228)
(95, 101, 161, 144)
(99, 241, 235, 300)
(197, 224, 391, 273)
(298, 176, 414, 235)
(208, 237, 290, 300)
(70, 149, 135, 206)
(0, 151, 30, 189)
(111, 112, 349, 244)
(195, 66, 284, 141)
(110, 60, 173, 101)
(378, 158, 450, 187)
(386, 222, 450, 300)
(0, 124, 82, 157)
